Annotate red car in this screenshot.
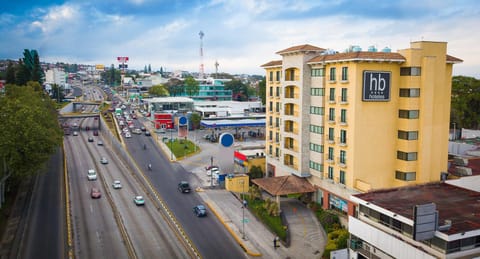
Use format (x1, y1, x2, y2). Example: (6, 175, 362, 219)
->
(90, 187, 101, 199)
(93, 130, 98, 136)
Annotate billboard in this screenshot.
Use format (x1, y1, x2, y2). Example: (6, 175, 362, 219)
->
(95, 64, 105, 71)
(362, 71, 391, 101)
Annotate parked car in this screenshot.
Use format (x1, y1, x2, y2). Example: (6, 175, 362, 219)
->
(87, 169, 97, 180)
(90, 187, 101, 199)
(134, 196, 145, 206)
(112, 180, 122, 189)
(193, 205, 207, 217)
(100, 157, 108, 164)
(178, 181, 191, 193)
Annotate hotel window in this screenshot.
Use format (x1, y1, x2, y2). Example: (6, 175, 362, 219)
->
(311, 88, 325, 96)
(275, 132, 279, 142)
(269, 145, 272, 155)
(340, 150, 346, 164)
(310, 106, 324, 115)
(309, 143, 323, 153)
(328, 108, 335, 121)
(276, 87, 280, 96)
(310, 124, 324, 134)
(398, 130, 418, 140)
(269, 87, 273, 97)
(309, 161, 323, 172)
(269, 101, 273, 112)
(311, 68, 325, 77)
(269, 71, 273, 81)
(275, 102, 280, 112)
(341, 88, 348, 102)
(340, 130, 347, 144)
(328, 128, 334, 141)
(275, 117, 280, 127)
(328, 147, 334, 161)
(395, 171, 416, 181)
(275, 147, 279, 157)
(276, 71, 280, 81)
(269, 131, 272, 141)
(328, 166, 334, 180)
(399, 88, 420, 97)
(397, 151, 417, 161)
(269, 116, 272, 126)
(329, 88, 335, 102)
(400, 67, 421, 76)
(340, 109, 347, 123)
(329, 67, 336, 81)
(399, 110, 419, 119)
(341, 67, 348, 81)
(339, 170, 345, 184)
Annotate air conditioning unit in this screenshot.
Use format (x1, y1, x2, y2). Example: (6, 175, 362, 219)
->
(454, 157, 469, 166)
(455, 166, 472, 176)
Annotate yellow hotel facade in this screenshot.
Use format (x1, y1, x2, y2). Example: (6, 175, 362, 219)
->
(261, 41, 462, 217)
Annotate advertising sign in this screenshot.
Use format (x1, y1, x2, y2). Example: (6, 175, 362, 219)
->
(362, 71, 391, 101)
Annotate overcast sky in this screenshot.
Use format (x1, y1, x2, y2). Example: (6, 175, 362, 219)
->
(1, 0, 478, 77)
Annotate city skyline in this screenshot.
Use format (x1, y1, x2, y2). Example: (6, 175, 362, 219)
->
(1, 0, 479, 77)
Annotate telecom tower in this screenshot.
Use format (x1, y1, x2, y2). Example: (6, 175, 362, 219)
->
(214, 60, 219, 78)
(199, 31, 205, 79)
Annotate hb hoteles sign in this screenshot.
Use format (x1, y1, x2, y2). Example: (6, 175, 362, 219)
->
(362, 71, 391, 101)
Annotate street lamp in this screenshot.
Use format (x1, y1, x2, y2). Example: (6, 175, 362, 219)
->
(453, 122, 456, 140)
(170, 128, 174, 160)
(240, 180, 247, 240)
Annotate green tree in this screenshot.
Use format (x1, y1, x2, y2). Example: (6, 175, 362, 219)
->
(15, 60, 29, 86)
(258, 78, 266, 105)
(6, 61, 16, 84)
(249, 165, 264, 180)
(189, 112, 201, 130)
(166, 78, 184, 97)
(51, 84, 65, 102)
(184, 76, 199, 97)
(148, 84, 169, 97)
(0, 83, 63, 181)
(451, 76, 480, 129)
(225, 79, 248, 101)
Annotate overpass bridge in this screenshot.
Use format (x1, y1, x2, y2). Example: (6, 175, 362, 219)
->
(58, 112, 102, 130)
(71, 101, 103, 112)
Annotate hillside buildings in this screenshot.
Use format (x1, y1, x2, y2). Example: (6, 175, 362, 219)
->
(262, 41, 462, 216)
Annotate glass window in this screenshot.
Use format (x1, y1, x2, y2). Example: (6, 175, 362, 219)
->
(310, 106, 324, 115)
(269, 116, 272, 126)
(311, 68, 325, 77)
(269, 131, 272, 140)
(341, 88, 348, 102)
(328, 166, 334, 179)
(269, 71, 273, 81)
(398, 130, 418, 140)
(340, 150, 346, 164)
(276, 71, 280, 81)
(399, 88, 420, 97)
(340, 130, 347, 144)
(311, 88, 325, 96)
(329, 108, 335, 121)
(395, 171, 416, 181)
(329, 88, 335, 101)
(397, 151, 418, 161)
(400, 67, 421, 76)
(328, 128, 334, 141)
(340, 109, 347, 123)
(339, 170, 345, 184)
(399, 110, 419, 119)
(269, 87, 273, 96)
(329, 67, 336, 81)
(269, 101, 273, 112)
(341, 67, 348, 81)
(328, 147, 334, 160)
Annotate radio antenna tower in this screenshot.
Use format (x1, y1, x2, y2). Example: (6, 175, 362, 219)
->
(214, 60, 219, 78)
(199, 31, 205, 79)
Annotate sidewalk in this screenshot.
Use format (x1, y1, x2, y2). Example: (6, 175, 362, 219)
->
(176, 128, 326, 259)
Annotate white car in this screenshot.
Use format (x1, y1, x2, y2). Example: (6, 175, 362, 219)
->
(132, 128, 142, 134)
(100, 157, 108, 164)
(87, 169, 97, 181)
(73, 131, 79, 136)
(125, 132, 132, 138)
(112, 180, 122, 189)
(134, 196, 145, 206)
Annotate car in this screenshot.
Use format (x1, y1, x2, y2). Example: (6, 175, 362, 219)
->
(90, 187, 101, 199)
(88, 137, 94, 142)
(125, 132, 132, 138)
(97, 140, 103, 146)
(132, 128, 142, 134)
(206, 167, 219, 176)
(73, 131, 79, 136)
(93, 130, 98, 136)
(87, 169, 97, 181)
(132, 114, 137, 119)
(178, 181, 191, 193)
(133, 196, 145, 206)
(145, 131, 151, 136)
(193, 205, 207, 217)
(140, 126, 146, 131)
(100, 157, 108, 164)
(112, 180, 122, 189)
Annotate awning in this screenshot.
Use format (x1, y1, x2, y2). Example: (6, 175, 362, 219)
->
(200, 119, 265, 128)
(252, 175, 316, 196)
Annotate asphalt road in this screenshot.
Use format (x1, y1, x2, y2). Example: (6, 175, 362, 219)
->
(124, 116, 247, 259)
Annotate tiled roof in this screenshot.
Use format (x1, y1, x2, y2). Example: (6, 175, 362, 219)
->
(260, 60, 282, 68)
(308, 51, 406, 63)
(446, 54, 463, 63)
(252, 175, 316, 195)
(276, 44, 325, 55)
(354, 182, 480, 235)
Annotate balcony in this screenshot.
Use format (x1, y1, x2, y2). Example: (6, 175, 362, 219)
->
(328, 116, 336, 124)
(339, 119, 348, 126)
(327, 135, 335, 144)
(285, 93, 299, 99)
(328, 96, 336, 104)
(326, 158, 335, 165)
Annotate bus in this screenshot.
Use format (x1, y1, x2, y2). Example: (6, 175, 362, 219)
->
(115, 108, 122, 116)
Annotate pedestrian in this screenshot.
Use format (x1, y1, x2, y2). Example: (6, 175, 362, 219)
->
(273, 237, 277, 249)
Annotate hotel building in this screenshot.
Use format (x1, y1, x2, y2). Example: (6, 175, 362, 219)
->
(261, 41, 462, 216)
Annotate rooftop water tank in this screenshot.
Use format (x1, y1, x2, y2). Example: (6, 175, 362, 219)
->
(381, 47, 391, 53)
(368, 45, 377, 52)
(352, 45, 362, 52)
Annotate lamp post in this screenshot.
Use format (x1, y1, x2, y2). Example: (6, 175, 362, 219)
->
(210, 156, 214, 187)
(170, 128, 174, 160)
(453, 122, 456, 140)
(241, 180, 247, 240)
